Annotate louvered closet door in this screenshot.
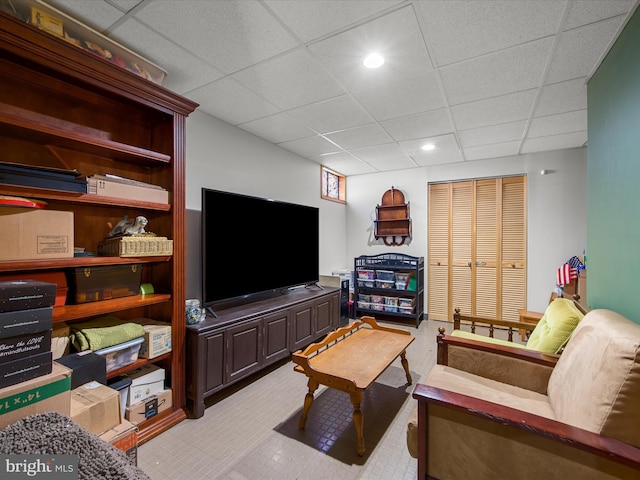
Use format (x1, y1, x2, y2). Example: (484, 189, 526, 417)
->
(427, 177, 526, 322)
(427, 184, 449, 321)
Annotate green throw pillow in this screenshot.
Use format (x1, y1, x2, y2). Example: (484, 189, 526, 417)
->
(526, 298, 584, 354)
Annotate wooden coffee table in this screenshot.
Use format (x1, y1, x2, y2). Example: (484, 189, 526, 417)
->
(292, 316, 415, 456)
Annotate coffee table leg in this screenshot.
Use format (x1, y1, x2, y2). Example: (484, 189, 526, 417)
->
(299, 377, 319, 429)
(350, 390, 365, 456)
(400, 351, 412, 385)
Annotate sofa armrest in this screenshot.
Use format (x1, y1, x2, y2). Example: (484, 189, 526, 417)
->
(412, 383, 640, 480)
(437, 331, 558, 393)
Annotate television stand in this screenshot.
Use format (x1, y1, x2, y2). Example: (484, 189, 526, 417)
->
(306, 282, 324, 290)
(186, 287, 340, 418)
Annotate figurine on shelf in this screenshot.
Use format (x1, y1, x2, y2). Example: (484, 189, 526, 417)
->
(106, 215, 149, 238)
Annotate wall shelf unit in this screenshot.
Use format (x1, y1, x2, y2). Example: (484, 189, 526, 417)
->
(354, 253, 424, 328)
(0, 12, 197, 444)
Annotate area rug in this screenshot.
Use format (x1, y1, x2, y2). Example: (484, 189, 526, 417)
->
(0, 412, 150, 480)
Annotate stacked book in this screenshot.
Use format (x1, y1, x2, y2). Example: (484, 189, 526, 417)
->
(0, 161, 86, 193)
(86, 174, 168, 204)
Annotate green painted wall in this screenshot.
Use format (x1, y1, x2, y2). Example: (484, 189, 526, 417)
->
(587, 8, 640, 323)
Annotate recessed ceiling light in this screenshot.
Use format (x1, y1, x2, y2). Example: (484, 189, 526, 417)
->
(421, 143, 435, 151)
(363, 53, 384, 69)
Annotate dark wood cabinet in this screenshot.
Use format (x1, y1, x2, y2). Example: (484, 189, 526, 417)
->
(0, 12, 197, 443)
(186, 288, 339, 418)
(226, 318, 262, 383)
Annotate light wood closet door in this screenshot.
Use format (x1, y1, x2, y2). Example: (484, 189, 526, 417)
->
(427, 176, 526, 322)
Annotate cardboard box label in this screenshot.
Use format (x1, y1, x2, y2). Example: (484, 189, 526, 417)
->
(0, 374, 70, 415)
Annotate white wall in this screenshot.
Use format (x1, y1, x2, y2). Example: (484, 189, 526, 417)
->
(184, 111, 347, 299)
(185, 110, 586, 313)
(347, 148, 587, 313)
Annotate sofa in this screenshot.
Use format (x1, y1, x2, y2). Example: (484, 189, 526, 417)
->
(407, 308, 640, 479)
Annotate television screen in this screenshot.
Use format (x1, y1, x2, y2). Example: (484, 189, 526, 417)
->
(202, 188, 320, 307)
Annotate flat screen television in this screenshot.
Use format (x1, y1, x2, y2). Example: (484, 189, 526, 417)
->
(201, 188, 320, 309)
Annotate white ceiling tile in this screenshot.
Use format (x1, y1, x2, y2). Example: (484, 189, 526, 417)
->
(232, 49, 346, 110)
(43, 0, 634, 175)
(458, 121, 527, 148)
(441, 38, 553, 106)
(187, 77, 280, 125)
(308, 5, 433, 92)
(351, 71, 445, 121)
(399, 134, 463, 166)
(521, 131, 588, 154)
(528, 110, 588, 138)
(265, 0, 403, 43)
(134, 0, 298, 73)
(110, 19, 224, 94)
(288, 95, 372, 134)
(381, 109, 453, 141)
(325, 123, 393, 150)
(451, 90, 537, 131)
(535, 78, 587, 117)
(417, 0, 565, 66)
(278, 135, 343, 158)
(546, 17, 626, 84)
(349, 143, 416, 170)
(463, 141, 521, 161)
(310, 152, 377, 176)
(564, 0, 636, 30)
(237, 113, 316, 144)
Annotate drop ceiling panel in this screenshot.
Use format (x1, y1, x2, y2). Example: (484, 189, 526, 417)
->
(42, 0, 637, 176)
(417, 0, 565, 66)
(133, 0, 298, 74)
(238, 112, 317, 144)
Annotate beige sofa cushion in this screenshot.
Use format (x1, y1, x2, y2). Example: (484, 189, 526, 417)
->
(548, 309, 640, 447)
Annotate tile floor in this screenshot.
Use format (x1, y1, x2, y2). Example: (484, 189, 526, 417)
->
(137, 318, 520, 480)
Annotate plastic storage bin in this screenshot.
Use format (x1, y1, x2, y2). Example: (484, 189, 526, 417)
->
(395, 272, 409, 283)
(375, 279, 395, 289)
(375, 270, 395, 281)
(95, 337, 144, 373)
(357, 269, 375, 280)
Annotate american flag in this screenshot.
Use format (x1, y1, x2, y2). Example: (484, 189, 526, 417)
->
(557, 263, 578, 286)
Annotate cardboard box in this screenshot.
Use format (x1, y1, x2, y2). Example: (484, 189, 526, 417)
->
(87, 177, 168, 204)
(126, 364, 165, 406)
(0, 351, 52, 389)
(0, 307, 52, 339)
(99, 418, 138, 465)
(0, 208, 73, 261)
(70, 381, 121, 435)
(0, 329, 52, 363)
(136, 319, 172, 359)
(0, 362, 71, 430)
(125, 388, 172, 425)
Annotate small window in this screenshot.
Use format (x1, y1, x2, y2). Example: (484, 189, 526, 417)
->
(321, 166, 346, 204)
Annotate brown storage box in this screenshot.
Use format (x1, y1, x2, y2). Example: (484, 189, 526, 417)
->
(70, 381, 121, 435)
(136, 318, 172, 359)
(99, 418, 139, 465)
(0, 362, 71, 429)
(65, 264, 142, 304)
(125, 388, 172, 425)
(0, 208, 73, 261)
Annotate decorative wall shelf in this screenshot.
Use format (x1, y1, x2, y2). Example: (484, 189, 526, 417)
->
(374, 187, 411, 246)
